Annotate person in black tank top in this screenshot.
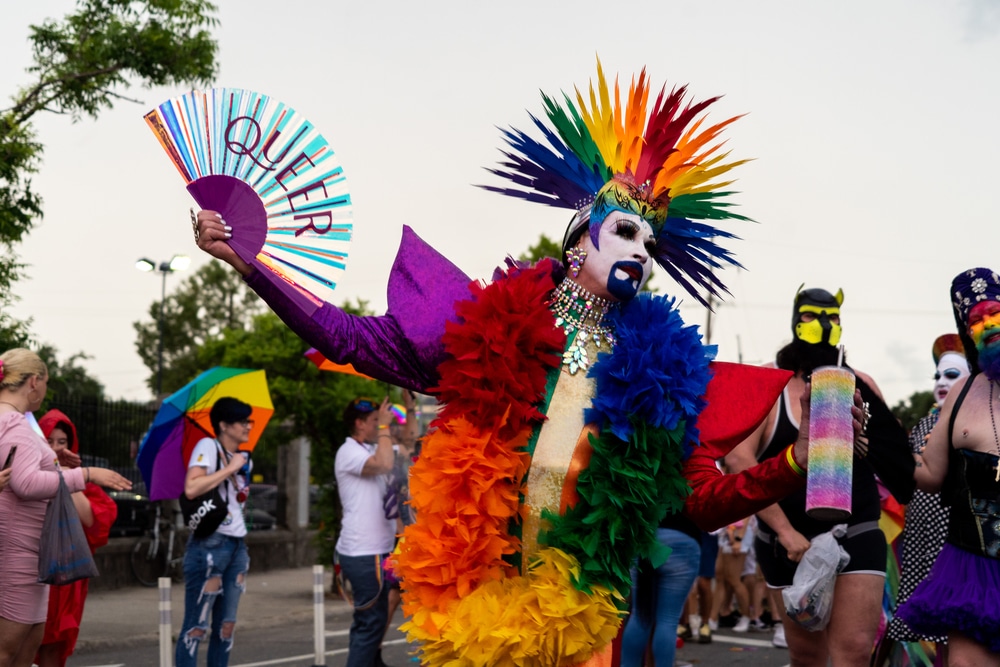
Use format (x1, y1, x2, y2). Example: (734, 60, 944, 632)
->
(898, 268, 1000, 664)
(725, 286, 912, 667)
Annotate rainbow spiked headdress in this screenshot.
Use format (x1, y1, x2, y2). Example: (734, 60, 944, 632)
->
(480, 59, 752, 306)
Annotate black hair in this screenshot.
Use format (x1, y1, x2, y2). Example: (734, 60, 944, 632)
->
(209, 397, 253, 437)
(342, 397, 378, 433)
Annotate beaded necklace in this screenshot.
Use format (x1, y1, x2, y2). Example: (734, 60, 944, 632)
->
(988, 380, 1000, 481)
(549, 277, 617, 375)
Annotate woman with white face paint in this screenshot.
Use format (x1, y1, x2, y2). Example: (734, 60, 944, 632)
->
(881, 335, 969, 664)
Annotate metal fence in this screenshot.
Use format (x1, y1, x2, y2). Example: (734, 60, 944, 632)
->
(44, 396, 157, 491)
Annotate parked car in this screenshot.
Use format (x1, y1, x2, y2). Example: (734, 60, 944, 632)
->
(107, 487, 153, 537)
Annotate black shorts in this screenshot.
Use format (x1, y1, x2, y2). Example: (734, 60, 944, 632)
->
(754, 523, 886, 588)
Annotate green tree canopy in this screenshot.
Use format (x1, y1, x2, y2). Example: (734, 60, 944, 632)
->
(133, 260, 262, 395)
(518, 234, 561, 264)
(892, 389, 935, 433)
(1, 0, 219, 349)
(37, 344, 106, 402)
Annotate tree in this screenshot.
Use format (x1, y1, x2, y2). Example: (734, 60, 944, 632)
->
(1, 0, 219, 346)
(133, 260, 262, 394)
(192, 300, 385, 563)
(518, 234, 561, 264)
(892, 389, 935, 433)
(37, 344, 106, 401)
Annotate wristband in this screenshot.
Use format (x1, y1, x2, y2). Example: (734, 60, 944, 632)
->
(377, 433, 392, 439)
(378, 424, 390, 430)
(85, 467, 90, 483)
(785, 445, 806, 477)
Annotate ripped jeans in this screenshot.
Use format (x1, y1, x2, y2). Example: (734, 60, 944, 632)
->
(175, 533, 249, 667)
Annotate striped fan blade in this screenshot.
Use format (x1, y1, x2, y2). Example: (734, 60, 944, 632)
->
(145, 88, 351, 304)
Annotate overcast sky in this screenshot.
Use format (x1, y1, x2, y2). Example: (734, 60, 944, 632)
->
(3, 0, 1000, 406)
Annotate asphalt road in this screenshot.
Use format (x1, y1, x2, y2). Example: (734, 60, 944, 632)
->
(69, 612, 791, 667)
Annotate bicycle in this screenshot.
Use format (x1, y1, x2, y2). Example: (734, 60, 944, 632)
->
(131, 502, 184, 587)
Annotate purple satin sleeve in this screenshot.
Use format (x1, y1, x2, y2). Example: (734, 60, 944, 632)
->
(244, 225, 472, 393)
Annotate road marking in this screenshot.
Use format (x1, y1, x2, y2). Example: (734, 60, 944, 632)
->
(324, 629, 350, 637)
(709, 634, 776, 648)
(232, 638, 408, 667)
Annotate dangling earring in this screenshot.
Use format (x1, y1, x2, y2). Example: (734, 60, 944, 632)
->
(566, 247, 588, 279)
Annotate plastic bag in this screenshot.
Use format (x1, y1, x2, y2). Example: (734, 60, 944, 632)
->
(782, 524, 849, 631)
(37, 471, 100, 585)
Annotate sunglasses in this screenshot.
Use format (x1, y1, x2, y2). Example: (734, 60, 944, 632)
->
(934, 368, 963, 381)
(232, 419, 255, 427)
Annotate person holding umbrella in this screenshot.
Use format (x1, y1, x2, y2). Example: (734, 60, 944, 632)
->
(176, 397, 254, 667)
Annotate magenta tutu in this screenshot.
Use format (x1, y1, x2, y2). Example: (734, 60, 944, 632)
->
(896, 542, 1000, 651)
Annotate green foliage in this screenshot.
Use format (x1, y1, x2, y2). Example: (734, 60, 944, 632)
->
(1, 0, 219, 342)
(37, 344, 106, 402)
(195, 300, 383, 564)
(133, 260, 263, 395)
(142, 281, 385, 562)
(892, 390, 935, 433)
(519, 234, 561, 264)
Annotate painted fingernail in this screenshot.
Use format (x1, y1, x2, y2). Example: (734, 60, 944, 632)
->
(224, 225, 233, 232)
(225, 232, 232, 238)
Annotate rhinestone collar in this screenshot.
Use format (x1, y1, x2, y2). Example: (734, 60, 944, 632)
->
(550, 277, 617, 374)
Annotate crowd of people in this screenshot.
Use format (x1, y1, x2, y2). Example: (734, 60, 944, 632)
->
(4, 59, 1000, 667)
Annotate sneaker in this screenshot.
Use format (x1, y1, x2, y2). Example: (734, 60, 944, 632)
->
(772, 623, 788, 648)
(698, 623, 713, 644)
(677, 623, 692, 640)
(719, 610, 740, 628)
(733, 615, 751, 633)
(749, 619, 767, 632)
(707, 618, 718, 631)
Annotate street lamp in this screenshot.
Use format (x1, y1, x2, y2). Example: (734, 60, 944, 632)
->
(136, 255, 191, 398)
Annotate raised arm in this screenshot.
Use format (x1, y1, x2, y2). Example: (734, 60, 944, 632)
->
(195, 212, 472, 392)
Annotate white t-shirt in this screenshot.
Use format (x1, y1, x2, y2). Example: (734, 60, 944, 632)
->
(334, 437, 396, 556)
(188, 438, 250, 538)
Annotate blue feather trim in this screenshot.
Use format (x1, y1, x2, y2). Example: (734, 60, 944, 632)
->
(586, 293, 715, 456)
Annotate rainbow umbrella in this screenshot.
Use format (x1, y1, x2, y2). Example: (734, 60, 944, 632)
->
(137, 367, 273, 501)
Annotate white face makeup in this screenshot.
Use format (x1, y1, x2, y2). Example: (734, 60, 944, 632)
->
(574, 212, 654, 302)
(933, 352, 969, 404)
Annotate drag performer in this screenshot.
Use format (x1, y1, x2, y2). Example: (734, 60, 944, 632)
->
(193, 62, 858, 666)
(726, 287, 913, 667)
(899, 268, 1000, 666)
(879, 334, 968, 666)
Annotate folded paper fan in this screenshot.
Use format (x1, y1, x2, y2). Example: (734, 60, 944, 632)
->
(145, 88, 351, 304)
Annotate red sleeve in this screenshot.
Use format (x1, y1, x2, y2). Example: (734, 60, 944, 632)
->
(682, 362, 801, 532)
(683, 445, 805, 532)
(82, 483, 118, 553)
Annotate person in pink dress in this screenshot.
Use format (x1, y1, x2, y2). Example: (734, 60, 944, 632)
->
(0, 349, 131, 667)
(34, 409, 118, 667)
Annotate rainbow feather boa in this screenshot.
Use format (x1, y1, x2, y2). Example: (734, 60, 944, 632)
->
(396, 260, 713, 666)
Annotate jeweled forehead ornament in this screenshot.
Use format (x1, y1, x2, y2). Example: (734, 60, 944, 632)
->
(479, 58, 752, 308)
(792, 285, 844, 347)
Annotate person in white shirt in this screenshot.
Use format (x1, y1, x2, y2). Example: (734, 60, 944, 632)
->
(335, 396, 395, 667)
(176, 397, 254, 667)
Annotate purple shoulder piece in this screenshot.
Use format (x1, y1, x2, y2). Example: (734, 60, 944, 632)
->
(245, 226, 471, 393)
(387, 226, 472, 369)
